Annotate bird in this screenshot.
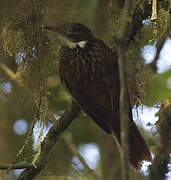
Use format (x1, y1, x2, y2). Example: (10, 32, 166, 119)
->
(45, 23, 152, 170)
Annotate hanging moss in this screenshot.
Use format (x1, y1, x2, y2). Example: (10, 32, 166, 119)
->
(1, 0, 50, 125)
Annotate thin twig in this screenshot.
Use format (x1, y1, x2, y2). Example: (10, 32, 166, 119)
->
(17, 101, 81, 180)
(0, 164, 32, 170)
(62, 134, 102, 180)
(0, 63, 20, 82)
(7, 120, 36, 173)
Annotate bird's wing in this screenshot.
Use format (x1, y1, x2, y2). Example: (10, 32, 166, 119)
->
(79, 75, 120, 136)
(70, 39, 121, 134)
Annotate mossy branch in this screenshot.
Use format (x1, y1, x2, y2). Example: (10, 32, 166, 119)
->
(17, 101, 81, 180)
(0, 164, 32, 170)
(149, 100, 171, 180)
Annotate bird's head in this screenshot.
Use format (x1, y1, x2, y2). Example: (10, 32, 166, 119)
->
(45, 23, 93, 49)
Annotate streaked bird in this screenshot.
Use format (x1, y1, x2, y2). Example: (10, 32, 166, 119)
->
(45, 23, 152, 170)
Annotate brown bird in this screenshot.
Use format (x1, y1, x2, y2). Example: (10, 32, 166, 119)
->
(45, 23, 152, 170)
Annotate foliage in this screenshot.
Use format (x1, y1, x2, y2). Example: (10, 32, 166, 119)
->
(146, 70, 171, 105)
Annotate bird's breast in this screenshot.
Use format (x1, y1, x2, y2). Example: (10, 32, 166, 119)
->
(59, 45, 104, 89)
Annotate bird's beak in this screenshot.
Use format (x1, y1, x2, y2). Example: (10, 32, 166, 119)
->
(45, 26, 66, 38)
(45, 25, 72, 46)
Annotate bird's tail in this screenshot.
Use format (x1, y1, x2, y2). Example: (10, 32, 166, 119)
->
(129, 122, 152, 170)
(112, 121, 152, 170)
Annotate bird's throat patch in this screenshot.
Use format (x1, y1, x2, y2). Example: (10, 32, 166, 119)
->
(66, 40, 87, 49)
(59, 36, 87, 49)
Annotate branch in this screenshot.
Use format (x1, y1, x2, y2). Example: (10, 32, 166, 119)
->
(0, 63, 19, 82)
(7, 120, 36, 173)
(17, 101, 81, 180)
(62, 134, 101, 180)
(149, 100, 171, 180)
(113, 0, 136, 180)
(0, 62, 25, 90)
(0, 164, 31, 170)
